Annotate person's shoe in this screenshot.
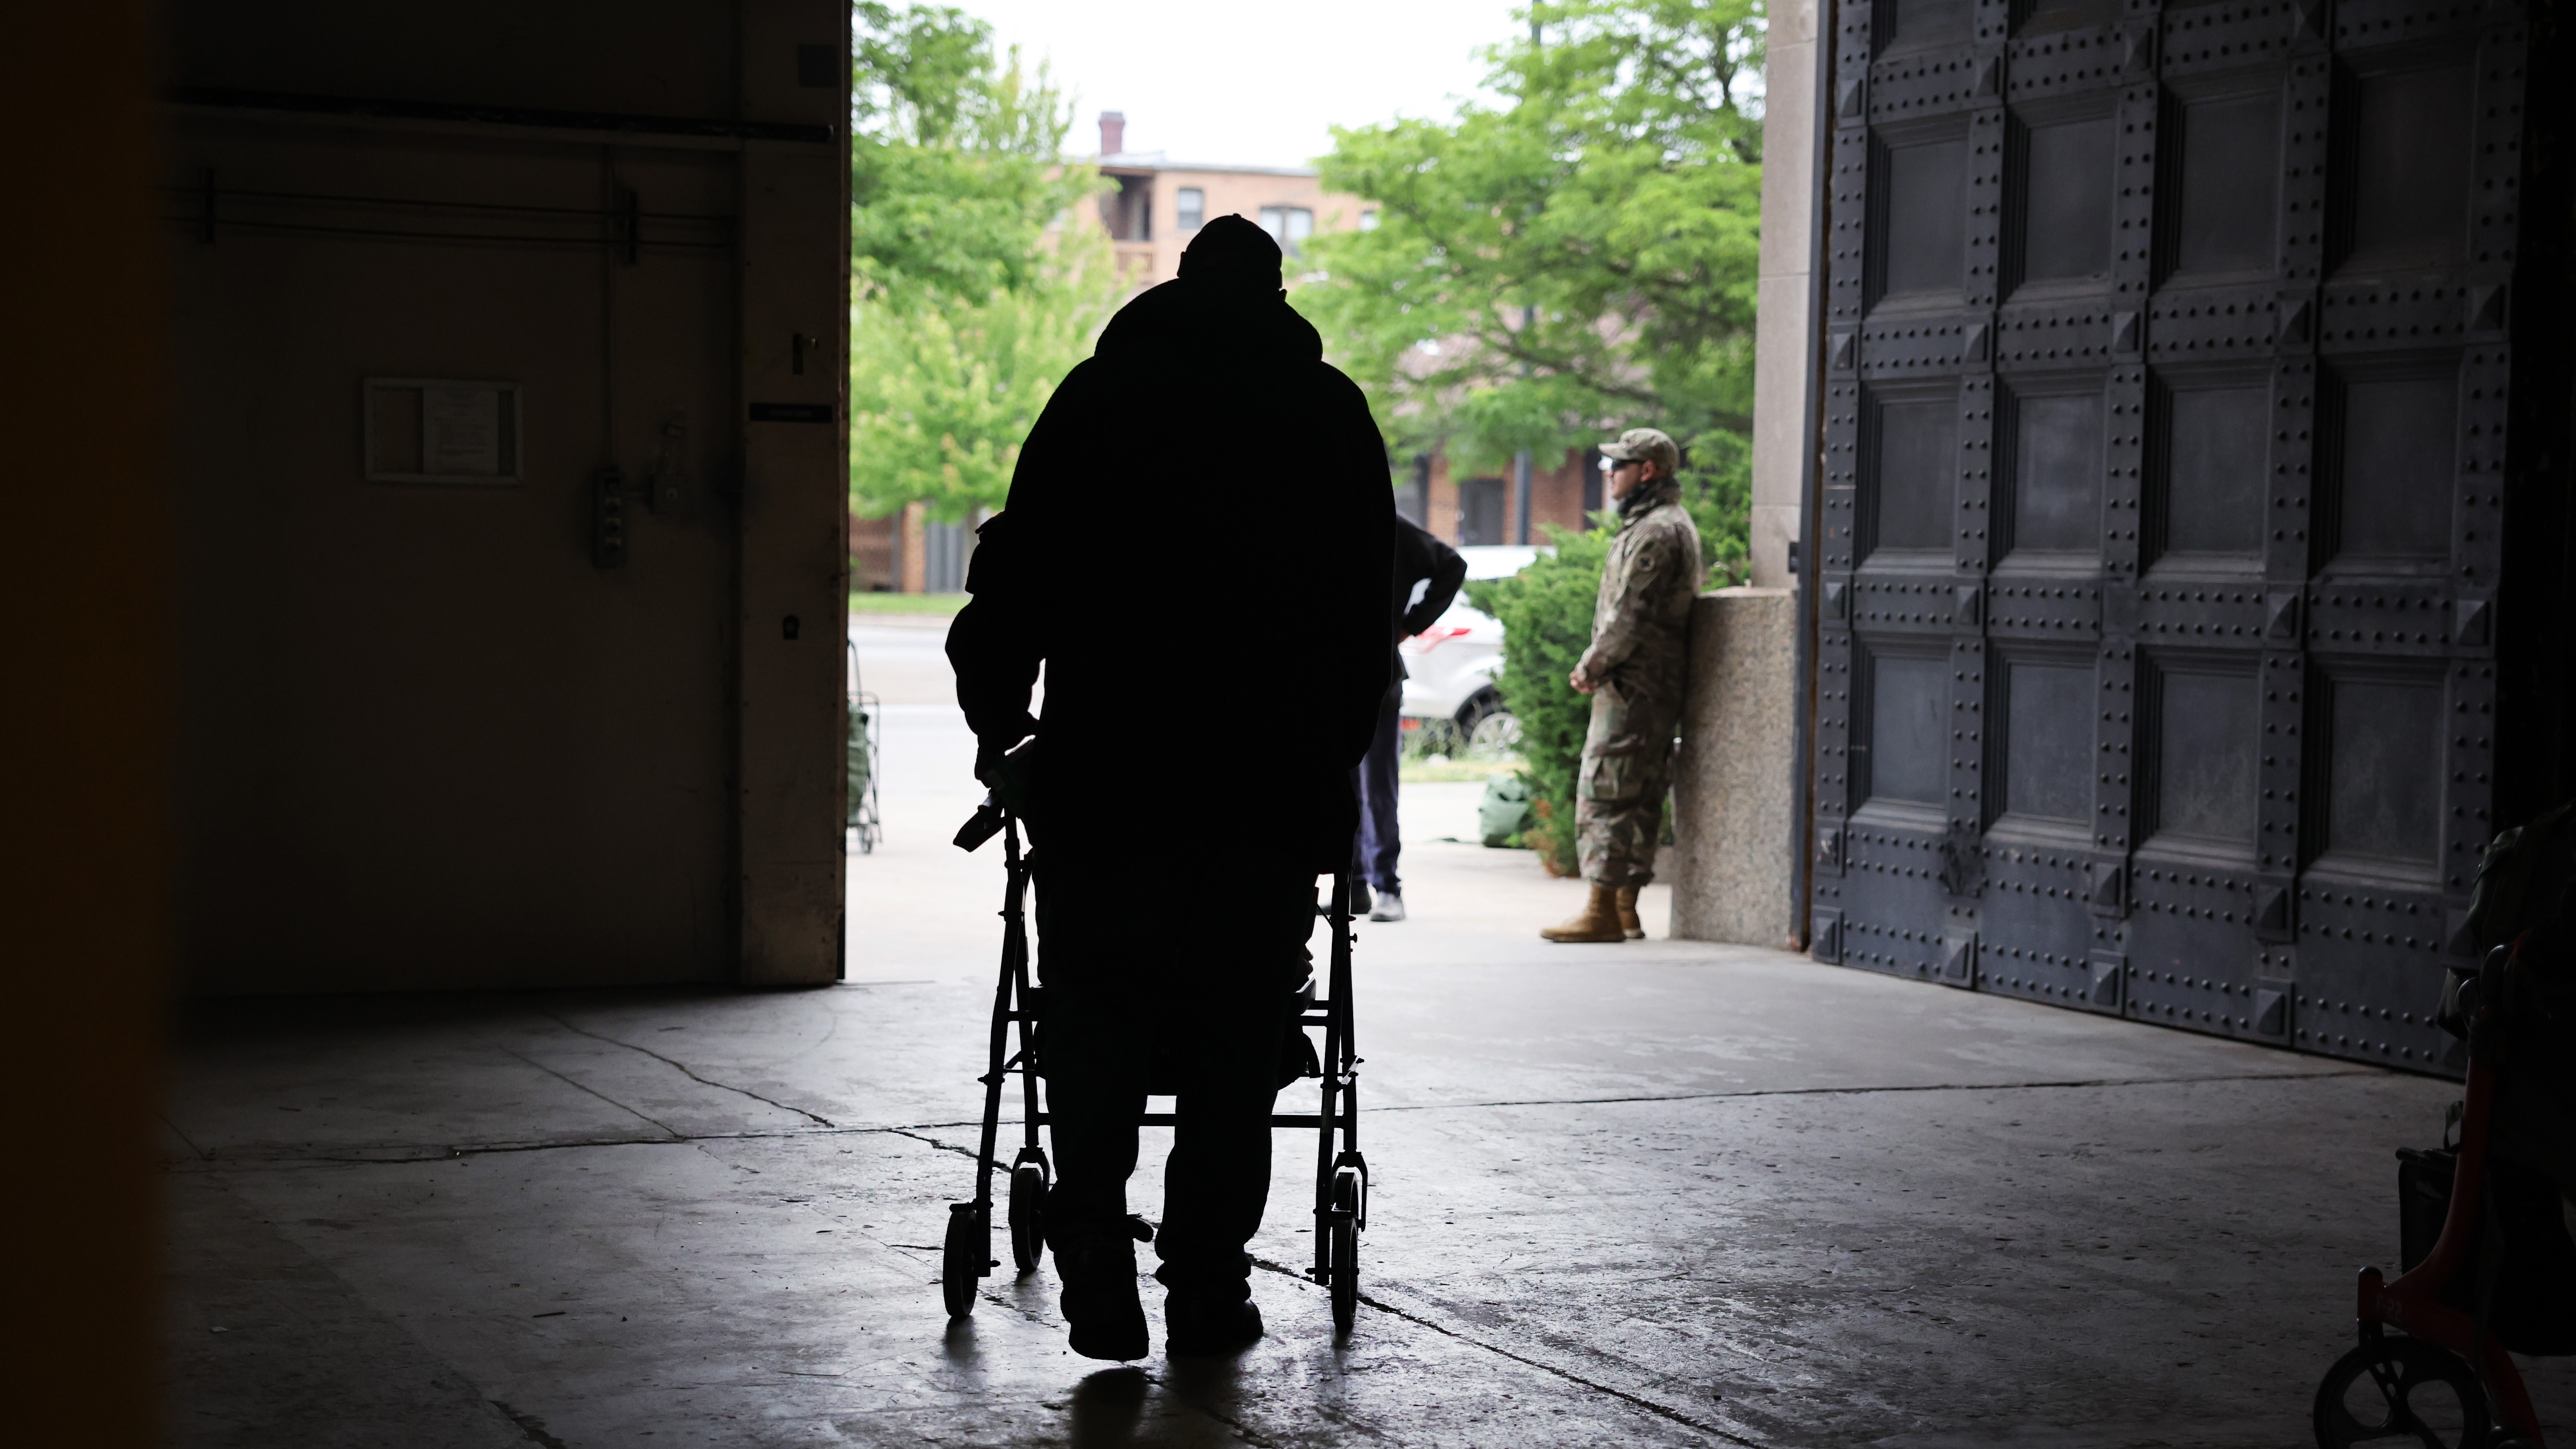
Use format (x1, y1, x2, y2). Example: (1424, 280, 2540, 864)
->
(1053, 1217, 1152, 1361)
(1163, 1292, 1264, 1356)
(1539, 885, 1628, 943)
(1368, 888, 1406, 923)
(1351, 879, 1373, 915)
(1614, 886, 1644, 939)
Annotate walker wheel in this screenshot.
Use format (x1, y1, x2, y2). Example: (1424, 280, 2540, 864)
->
(2313, 1334, 2490, 1449)
(1008, 1164, 1048, 1276)
(941, 1203, 988, 1319)
(1327, 1167, 1361, 1337)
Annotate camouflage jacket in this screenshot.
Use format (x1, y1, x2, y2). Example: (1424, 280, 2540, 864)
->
(1576, 479, 1702, 706)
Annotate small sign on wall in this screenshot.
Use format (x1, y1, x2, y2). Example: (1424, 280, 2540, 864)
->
(364, 379, 522, 483)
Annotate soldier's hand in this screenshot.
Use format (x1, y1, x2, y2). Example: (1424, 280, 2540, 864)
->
(1569, 665, 1597, 695)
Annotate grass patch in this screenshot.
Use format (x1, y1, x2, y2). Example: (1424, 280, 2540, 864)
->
(850, 591, 969, 616)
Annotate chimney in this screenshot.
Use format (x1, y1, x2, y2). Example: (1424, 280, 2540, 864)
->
(1099, 110, 1125, 157)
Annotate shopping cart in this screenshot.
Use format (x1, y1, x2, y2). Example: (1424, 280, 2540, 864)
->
(844, 639, 881, 854)
(937, 793, 1369, 1337)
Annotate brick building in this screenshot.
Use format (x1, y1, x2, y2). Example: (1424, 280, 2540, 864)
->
(1088, 110, 1373, 288)
(1403, 446, 1610, 546)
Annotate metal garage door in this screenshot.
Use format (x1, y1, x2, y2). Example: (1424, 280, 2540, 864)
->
(1806, 0, 2538, 1072)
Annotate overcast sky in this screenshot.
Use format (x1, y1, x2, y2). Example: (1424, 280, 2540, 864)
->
(953, 0, 1530, 170)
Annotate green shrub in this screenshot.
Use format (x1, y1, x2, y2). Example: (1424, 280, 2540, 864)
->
(1678, 429, 1751, 588)
(1465, 526, 1612, 875)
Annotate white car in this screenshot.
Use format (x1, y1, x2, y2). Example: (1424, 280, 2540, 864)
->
(1397, 544, 1549, 753)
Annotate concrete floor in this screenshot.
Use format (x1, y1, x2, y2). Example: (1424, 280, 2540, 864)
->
(162, 621, 2576, 1447)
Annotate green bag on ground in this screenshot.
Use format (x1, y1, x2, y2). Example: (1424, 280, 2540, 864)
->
(1479, 774, 1536, 848)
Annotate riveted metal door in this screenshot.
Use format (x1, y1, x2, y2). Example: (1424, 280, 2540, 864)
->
(1810, 0, 2541, 1074)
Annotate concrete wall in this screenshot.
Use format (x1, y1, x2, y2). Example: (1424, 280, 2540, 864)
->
(1749, 0, 1820, 589)
(162, 0, 851, 993)
(1670, 0, 1824, 942)
(1670, 589, 1799, 947)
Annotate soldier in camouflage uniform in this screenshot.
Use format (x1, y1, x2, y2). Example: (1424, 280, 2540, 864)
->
(1541, 428, 1703, 944)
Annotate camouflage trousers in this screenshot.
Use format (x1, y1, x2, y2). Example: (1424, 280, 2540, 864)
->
(1574, 680, 1680, 889)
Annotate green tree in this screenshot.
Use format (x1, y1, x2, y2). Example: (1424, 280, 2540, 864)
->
(848, 4, 1121, 523)
(1676, 427, 1750, 586)
(1298, 0, 1763, 574)
(848, 264, 1117, 525)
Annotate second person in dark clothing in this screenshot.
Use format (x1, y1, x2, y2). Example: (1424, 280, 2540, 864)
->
(1352, 518, 1467, 922)
(946, 215, 1393, 1362)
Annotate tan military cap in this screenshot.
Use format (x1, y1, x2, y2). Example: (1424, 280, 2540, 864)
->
(1599, 427, 1680, 475)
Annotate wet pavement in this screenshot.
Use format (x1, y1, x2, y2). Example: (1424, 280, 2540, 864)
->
(160, 622, 2576, 1446)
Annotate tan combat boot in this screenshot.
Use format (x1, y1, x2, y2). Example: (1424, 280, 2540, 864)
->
(1614, 887, 1645, 940)
(1540, 885, 1628, 943)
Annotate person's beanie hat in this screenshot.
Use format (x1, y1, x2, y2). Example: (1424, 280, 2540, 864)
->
(1601, 427, 1681, 477)
(1178, 214, 1284, 297)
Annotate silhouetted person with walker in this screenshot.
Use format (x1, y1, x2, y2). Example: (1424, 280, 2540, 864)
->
(947, 215, 1393, 1360)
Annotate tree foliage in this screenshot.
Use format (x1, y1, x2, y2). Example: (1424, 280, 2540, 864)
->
(848, 271, 1116, 525)
(1297, 0, 1766, 484)
(1677, 428, 1750, 587)
(848, 3, 1120, 522)
(850, 3, 1098, 306)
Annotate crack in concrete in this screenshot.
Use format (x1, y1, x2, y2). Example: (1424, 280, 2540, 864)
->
(491, 1399, 570, 1447)
(166, 1066, 2390, 1170)
(175, 1130, 784, 1167)
(499, 1045, 683, 1140)
(542, 1013, 839, 1128)
(160, 1112, 210, 1161)
(1351, 1066, 2386, 1114)
(1247, 1257, 1753, 1446)
(884, 1125, 983, 1162)
(882, 1066, 2386, 1133)
(170, 1121, 905, 1168)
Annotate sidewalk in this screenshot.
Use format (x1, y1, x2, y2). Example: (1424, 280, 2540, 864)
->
(157, 632, 2576, 1447)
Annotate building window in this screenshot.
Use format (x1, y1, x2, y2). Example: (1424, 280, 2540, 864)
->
(1359, 208, 1380, 231)
(1258, 205, 1314, 257)
(1458, 477, 1507, 545)
(1176, 187, 1204, 232)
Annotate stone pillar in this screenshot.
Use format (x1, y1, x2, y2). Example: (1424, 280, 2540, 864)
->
(1749, 0, 1820, 589)
(734, 0, 852, 986)
(1670, 588, 1798, 947)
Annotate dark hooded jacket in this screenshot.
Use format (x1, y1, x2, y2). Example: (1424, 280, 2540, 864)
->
(946, 278, 1394, 870)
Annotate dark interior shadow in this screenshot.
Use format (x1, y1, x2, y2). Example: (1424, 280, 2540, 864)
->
(1066, 1366, 1148, 1448)
(1155, 1352, 1254, 1424)
(171, 983, 806, 1051)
